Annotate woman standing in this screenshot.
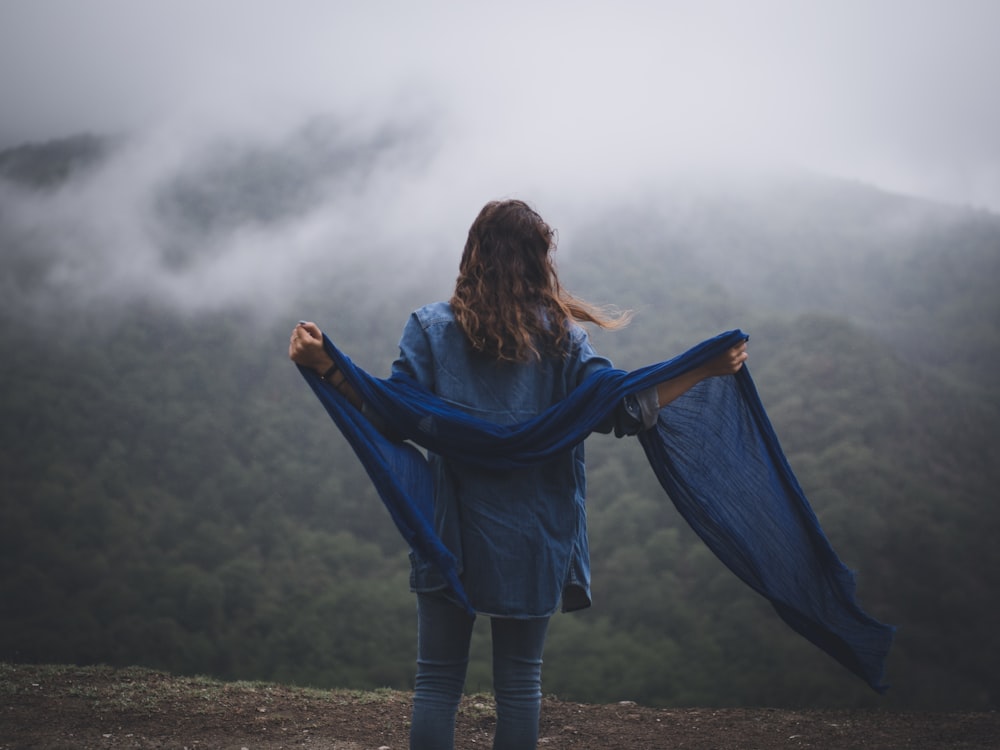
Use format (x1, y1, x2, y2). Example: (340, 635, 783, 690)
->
(289, 199, 747, 750)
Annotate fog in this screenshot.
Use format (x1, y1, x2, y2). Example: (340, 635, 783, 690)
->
(2, 0, 998, 312)
(3, 4, 1000, 710)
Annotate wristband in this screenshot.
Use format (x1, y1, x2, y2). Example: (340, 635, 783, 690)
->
(320, 364, 338, 382)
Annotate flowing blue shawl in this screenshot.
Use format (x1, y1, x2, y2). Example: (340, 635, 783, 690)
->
(297, 328, 894, 693)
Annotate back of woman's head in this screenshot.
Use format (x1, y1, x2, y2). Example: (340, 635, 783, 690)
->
(451, 199, 628, 361)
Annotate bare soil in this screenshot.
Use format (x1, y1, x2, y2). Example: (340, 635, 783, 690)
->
(2, 663, 996, 749)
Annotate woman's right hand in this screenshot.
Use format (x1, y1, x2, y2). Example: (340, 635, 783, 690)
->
(655, 341, 748, 408)
(702, 341, 748, 378)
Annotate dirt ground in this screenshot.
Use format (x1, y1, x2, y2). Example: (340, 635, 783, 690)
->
(2, 663, 997, 749)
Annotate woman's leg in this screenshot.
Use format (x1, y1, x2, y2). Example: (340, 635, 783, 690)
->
(410, 593, 476, 750)
(490, 615, 550, 750)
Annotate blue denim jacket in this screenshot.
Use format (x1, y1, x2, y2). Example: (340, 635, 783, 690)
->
(392, 302, 654, 617)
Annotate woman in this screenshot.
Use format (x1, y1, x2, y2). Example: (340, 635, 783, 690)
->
(289, 199, 747, 750)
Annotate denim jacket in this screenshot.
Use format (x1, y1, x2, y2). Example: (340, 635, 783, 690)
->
(392, 302, 656, 617)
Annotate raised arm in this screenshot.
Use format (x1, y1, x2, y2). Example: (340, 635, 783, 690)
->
(288, 321, 364, 410)
(655, 340, 748, 407)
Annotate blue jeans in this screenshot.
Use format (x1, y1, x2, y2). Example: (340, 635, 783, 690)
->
(410, 593, 550, 750)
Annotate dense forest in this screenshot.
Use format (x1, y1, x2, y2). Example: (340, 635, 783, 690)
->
(1, 128, 998, 711)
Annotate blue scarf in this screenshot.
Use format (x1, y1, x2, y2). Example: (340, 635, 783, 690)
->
(298, 328, 894, 693)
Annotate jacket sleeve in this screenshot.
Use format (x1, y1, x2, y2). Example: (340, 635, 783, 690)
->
(570, 326, 660, 437)
(391, 311, 435, 388)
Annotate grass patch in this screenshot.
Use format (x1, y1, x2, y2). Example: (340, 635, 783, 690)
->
(0, 662, 407, 714)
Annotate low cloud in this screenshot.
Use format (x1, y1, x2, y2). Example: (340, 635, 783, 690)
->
(2, 1, 999, 323)
(2, 1, 999, 208)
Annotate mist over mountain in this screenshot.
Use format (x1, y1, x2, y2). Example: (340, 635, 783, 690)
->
(0, 120, 450, 322)
(2, 122, 998, 709)
(4, 123, 997, 346)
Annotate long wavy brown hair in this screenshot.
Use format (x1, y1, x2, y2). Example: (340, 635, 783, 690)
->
(450, 199, 630, 362)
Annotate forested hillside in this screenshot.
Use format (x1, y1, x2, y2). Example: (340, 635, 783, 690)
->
(1, 131, 998, 711)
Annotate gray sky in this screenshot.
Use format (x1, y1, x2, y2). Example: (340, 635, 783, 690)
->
(1, 0, 999, 211)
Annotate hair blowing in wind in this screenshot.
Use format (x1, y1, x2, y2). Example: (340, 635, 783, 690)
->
(450, 199, 631, 362)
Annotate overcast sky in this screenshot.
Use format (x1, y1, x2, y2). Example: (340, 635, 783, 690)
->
(1, 0, 998, 212)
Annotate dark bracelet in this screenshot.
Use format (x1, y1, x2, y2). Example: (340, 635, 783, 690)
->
(321, 364, 350, 394)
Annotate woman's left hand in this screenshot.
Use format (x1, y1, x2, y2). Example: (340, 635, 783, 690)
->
(288, 321, 335, 373)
